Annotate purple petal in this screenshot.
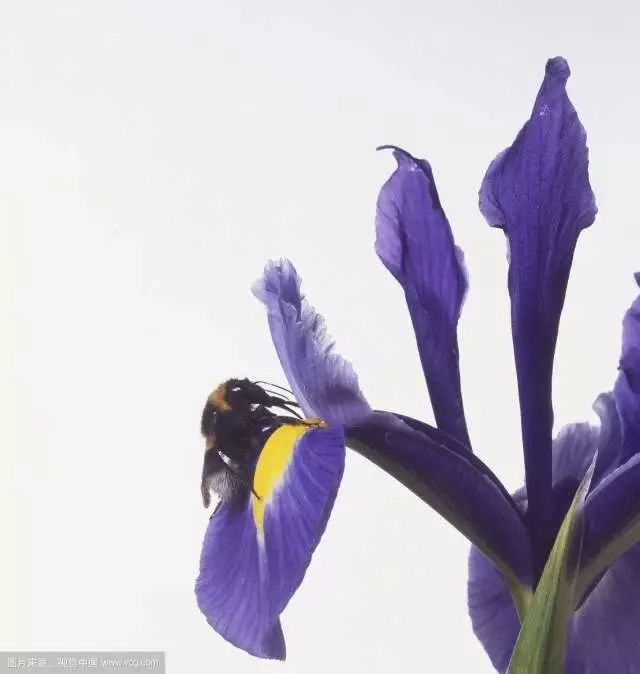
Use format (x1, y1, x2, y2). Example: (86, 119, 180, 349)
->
(195, 425, 345, 659)
(553, 392, 623, 488)
(469, 538, 640, 674)
(253, 259, 371, 426)
(393, 411, 473, 459)
(347, 412, 532, 590)
(468, 546, 520, 673)
(566, 543, 640, 674)
(579, 452, 640, 599)
(469, 399, 631, 673)
(614, 273, 640, 464)
(376, 147, 470, 447)
(479, 57, 597, 533)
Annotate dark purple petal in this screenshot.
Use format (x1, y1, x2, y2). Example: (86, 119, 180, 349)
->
(614, 273, 640, 464)
(392, 411, 472, 459)
(553, 392, 622, 488)
(376, 147, 470, 447)
(253, 259, 371, 426)
(469, 539, 640, 674)
(195, 426, 345, 659)
(479, 57, 597, 537)
(347, 412, 532, 593)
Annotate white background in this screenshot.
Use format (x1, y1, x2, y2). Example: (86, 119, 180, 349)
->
(3, 2, 640, 673)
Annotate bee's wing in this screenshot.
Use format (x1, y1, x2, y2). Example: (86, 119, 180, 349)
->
(201, 447, 245, 506)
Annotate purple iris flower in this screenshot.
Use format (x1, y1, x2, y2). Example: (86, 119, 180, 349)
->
(196, 57, 640, 672)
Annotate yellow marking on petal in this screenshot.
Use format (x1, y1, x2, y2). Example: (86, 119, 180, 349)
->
(208, 383, 230, 411)
(252, 423, 310, 535)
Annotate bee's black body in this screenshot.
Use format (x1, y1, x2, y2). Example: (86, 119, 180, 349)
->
(200, 378, 301, 507)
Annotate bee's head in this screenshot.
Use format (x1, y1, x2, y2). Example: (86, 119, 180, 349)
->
(200, 379, 274, 439)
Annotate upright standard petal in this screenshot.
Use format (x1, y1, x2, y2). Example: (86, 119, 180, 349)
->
(195, 425, 345, 659)
(376, 147, 470, 448)
(614, 273, 640, 463)
(347, 412, 532, 610)
(253, 259, 371, 426)
(479, 57, 597, 541)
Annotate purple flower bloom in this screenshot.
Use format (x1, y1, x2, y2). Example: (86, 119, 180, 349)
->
(468, 59, 640, 671)
(195, 255, 531, 657)
(196, 56, 640, 671)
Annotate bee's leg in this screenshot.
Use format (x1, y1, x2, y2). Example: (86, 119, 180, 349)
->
(209, 500, 223, 520)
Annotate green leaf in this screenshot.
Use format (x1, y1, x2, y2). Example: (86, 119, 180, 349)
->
(507, 456, 596, 674)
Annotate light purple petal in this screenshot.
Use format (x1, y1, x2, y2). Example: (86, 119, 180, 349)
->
(468, 545, 520, 673)
(614, 273, 640, 464)
(253, 259, 371, 426)
(479, 57, 597, 533)
(376, 147, 470, 447)
(195, 426, 345, 659)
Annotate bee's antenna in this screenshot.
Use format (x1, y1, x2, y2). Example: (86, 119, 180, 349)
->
(254, 380, 295, 398)
(263, 393, 304, 419)
(280, 404, 303, 419)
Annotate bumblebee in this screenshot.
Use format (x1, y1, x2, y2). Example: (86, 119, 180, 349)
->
(200, 378, 303, 507)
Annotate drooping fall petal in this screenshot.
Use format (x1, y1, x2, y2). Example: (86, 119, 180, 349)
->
(347, 411, 532, 604)
(195, 425, 345, 659)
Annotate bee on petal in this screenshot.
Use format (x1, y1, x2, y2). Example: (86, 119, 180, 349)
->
(199, 378, 312, 506)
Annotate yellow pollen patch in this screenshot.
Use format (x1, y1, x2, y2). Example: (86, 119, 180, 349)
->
(208, 383, 230, 411)
(301, 418, 327, 428)
(252, 424, 310, 535)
